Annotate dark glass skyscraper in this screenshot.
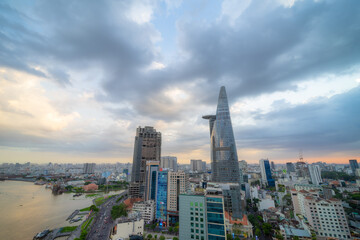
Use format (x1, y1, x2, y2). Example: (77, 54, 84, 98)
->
(203, 86, 241, 183)
(349, 159, 359, 175)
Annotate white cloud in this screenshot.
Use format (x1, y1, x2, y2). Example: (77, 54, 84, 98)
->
(220, 0, 252, 24)
(125, 0, 154, 24)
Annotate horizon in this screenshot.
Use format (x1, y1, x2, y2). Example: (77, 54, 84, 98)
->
(0, 0, 359, 165)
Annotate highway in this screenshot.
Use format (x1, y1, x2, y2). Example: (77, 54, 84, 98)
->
(86, 191, 128, 240)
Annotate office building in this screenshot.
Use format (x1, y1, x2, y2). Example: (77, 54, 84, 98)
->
(308, 164, 322, 186)
(191, 159, 206, 172)
(132, 200, 156, 223)
(83, 163, 96, 174)
(161, 156, 178, 171)
(304, 196, 351, 239)
(286, 162, 295, 173)
(202, 86, 241, 183)
(179, 188, 227, 240)
(239, 160, 247, 171)
(130, 126, 161, 198)
(111, 217, 144, 239)
(349, 159, 359, 175)
(156, 170, 168, 224)
(271, 161, 275, 170)
(144, 161, 159, 201)
(167, 171, 189, 225)
(179, 194, 207, 240)
(259, 159, 275, 187)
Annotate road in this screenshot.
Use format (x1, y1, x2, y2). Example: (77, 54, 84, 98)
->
(86, 191, 128, 240)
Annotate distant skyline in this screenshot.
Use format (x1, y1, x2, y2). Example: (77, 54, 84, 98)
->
(0, 0, 359, 164)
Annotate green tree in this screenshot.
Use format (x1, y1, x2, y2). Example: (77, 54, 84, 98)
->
(173, 237, 178, 240)
(159, 236, 165, 240)
(255, 228, 261, 236)
(168, 226, 174, 233)
(275, 234, 284, 240)
(147, 234, 153, 240)
(111, 203, 127, 219)
(263, 223, 272, 235)
(227, 233, 233, 239)
(89, 204, 99, 212)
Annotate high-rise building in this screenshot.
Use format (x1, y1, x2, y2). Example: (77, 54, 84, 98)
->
(179, 188, 227, 240)
(156, 170, 168, 224)
(349, 159, 359, 175)
(144, 161, 159, 201)
(259, 159, 275, 187)
(83, 163, 96, 174)
(304, 195, 351, 239)
(167, 171, 189, 225)
(130, 126, 161, 198)
(179, 194, 207, 240)
(308, 164, 322, 185)
(239, 160, 248, 171)
(161, 156, 178, 171)
(271, 161, 275, 170)
(203, 86, 241, 183)
(286, 162, 295, 173)
(190, 159, 206, 172)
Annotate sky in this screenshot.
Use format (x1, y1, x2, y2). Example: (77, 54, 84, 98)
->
(0, 0, 359, 165)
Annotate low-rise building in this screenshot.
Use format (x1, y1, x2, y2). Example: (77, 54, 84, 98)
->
(111, 217, 144, 240)
(132, 200, 155, 223)
(279, 225, 311, 240)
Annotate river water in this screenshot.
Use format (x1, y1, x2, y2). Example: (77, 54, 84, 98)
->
(0, 180, 121, 240)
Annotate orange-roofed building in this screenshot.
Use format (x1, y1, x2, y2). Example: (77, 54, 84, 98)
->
(224, 211, 253, 238)
(82, 183, 98, 191)
(124, 198, 142, 210)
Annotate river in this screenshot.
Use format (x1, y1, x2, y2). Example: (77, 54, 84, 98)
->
(0, 180, 122, 240)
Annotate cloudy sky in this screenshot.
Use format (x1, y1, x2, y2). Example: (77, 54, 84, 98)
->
(0, 0, 359, 164)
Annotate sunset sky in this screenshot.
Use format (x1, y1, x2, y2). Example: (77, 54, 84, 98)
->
(0, 0, 359, 164)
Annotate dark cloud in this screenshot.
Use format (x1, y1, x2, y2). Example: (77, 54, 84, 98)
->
(0, 0, 359, 159)
(235, 86, 360, 153)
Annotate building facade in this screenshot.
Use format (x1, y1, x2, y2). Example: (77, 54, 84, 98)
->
(203, 86, 241, 183)
(304, 197, 351, 239)
(131, 126, 161, 198)
(167, 171, 189, 225)
(259, 159, 275, 187)
(83, 163, 96, 174)
(156, 170, 168, 224)
(144, 161, 159, 201)
(349, 159, 359, 175)
(308, 164, 322, 186)
(132, 200, 156, 223)
(161, 156, 178, 171)
(191, 159, 206, 172)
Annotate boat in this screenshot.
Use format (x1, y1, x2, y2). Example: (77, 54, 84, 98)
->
(73, 193, 83, 197)
(33, 229, 50, 239)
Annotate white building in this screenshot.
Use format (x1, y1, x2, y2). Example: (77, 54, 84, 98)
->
(132, 200, 156, 223)
(160, 156, 177, 171)
(83, 163, 96, 174)
(190, 159, 206, 172)
(304, 196, 351, 239)
(259, 198, 275, 211)
(167, 171, 189, 224)
(111, 217, 144, 240)
(308, 165, 322, 185)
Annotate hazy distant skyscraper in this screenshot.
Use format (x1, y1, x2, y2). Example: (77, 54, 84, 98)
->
(349, 159, 359, 175)
(130, 126, 161, 198)
(271, 161, 275, 170)
(286, 162, 295, 173)
(309, 164, 322, 185)
(83, 163, 96, 174)
(259, 159, 275, 187)
(203, 86, 240, 183)
(161, 156, 178, 171)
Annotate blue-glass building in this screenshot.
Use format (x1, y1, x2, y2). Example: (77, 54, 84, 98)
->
(206, 195, 226, 240)
(156, 170, 168, 223)
(260, 159, 275, 187)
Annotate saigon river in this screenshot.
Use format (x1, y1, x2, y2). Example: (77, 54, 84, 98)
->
(0, 180, 94, 240)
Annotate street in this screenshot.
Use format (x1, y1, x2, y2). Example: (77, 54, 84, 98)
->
(86, 191, 128, 240)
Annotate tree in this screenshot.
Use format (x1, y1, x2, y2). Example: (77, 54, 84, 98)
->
(227, 233, 233, 239)
(263, 223, 272, 235)
(89, 205, 99, 212)
(147, 234, 153, 240)
(255, 228, 261, 236)
(275, 234, 284, 240)
(173, 237, 179, 240)
(111, 203, 127, 219)
(159, 236, 165, 240)
(154, 234, 157, 239)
